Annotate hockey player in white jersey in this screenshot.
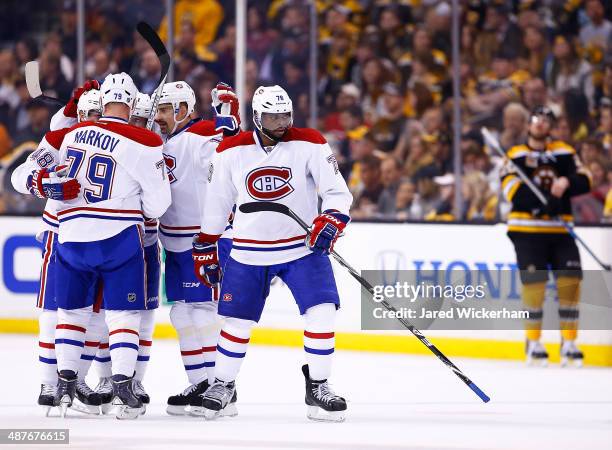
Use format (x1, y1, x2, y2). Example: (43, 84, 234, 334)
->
(153, 80, 239, 415)
(92, 91, 162, 414)
(50, 72, 170, 419)
(194, 85, 352, 422)
(10, 82, 104, 415)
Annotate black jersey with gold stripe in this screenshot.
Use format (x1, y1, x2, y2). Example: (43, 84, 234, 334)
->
(500, 140, 591, 233)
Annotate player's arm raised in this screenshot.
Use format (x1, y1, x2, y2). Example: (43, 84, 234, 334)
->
(49, 79, 100, 131)
(10, 129, 80, 200)
(193, 149, 237, 287)
(306, 138, 353, 255)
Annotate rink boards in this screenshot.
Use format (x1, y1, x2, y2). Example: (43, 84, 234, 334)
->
(0, 216, 611, 366)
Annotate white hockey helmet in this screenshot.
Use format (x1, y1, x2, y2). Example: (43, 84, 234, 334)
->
(77, 89, 102, 122)
(158, 81, 196, 119)
(99, 72, 138, 115)
(132, 92, 153, 119)
(252, 85, 293, 138)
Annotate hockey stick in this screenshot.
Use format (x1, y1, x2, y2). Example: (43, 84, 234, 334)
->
(136, 21, 171, 130)
(239, 201, 491, 403)
(481, 127, 611, 271)
(24, 61, 66, 107)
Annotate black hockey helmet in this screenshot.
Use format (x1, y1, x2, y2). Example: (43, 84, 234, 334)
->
(529, 106, 556, 125)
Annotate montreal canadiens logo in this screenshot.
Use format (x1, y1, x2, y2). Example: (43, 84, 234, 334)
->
(246, 166, 294, 201)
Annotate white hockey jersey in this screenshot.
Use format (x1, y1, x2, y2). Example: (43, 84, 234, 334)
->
(158, 119, 222, 252)
(51, 116, 171, 243)
(49, 106, 77, 132)
(201, 128, 353, 265)
(11, 107, 78, 239)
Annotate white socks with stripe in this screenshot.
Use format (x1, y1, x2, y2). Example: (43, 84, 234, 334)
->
(170, 301, 208, 384)
(135, 309, 155, 381)
(93, 320, 111, 378)
(303, 303, 336, 381)
(105, 310, 141, 377)
(38, 309, 57, 385)
(191, 302, 221, 383)
(77, 311, 105, 380)
(55, 306, 93, 373)
(214, 317, 255, 382)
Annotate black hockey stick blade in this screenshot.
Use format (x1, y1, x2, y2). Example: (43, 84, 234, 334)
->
(136, 21, 170, 86)
(240, 201, 491, 403)
(239, 201, 291, 216)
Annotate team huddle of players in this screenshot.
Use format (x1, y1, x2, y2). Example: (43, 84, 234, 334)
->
(11, 73, 353, 421)
(11, 67, 591, 422)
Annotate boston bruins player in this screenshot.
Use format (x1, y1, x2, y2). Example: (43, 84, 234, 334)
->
(500, 107, 591, 367)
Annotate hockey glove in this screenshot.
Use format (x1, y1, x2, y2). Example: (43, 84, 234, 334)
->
(212, 82, 240, 136)
(306, 210, 350, 256)
(64, 79, 101, 118)
(193, 233, 222, 287)
(532, 194, 561, 218)
(27, 165, 81, 200)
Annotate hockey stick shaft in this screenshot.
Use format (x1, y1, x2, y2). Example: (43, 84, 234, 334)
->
(239, 202, 491, 403)
(137, 22, 171, 130)
(481, 128, 611, 271)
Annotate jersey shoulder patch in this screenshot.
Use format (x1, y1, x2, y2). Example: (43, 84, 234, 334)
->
(186, 120, 219, 137)
(96, 121, 163, 147)
(216, 131, 255, 153)
(506, 144, 529, 159)
(548, 140, 576, 155)
(282, 127, 327, 144)
(44, 126, 74, 149)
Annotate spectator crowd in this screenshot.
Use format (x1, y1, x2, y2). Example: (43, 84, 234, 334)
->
(0, 0, 611, 222)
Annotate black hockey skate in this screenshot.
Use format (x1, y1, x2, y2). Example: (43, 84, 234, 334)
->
(198, 379, 237, 420)
(525, 340, 549, 367)
(190, 381, 237, 418)
(132, 380, 149, 415)
(54, 370, 77, 418)
(166, 379, 209, 416)
(71, 380, 101, 415)
(38, 384, 56, 417)
(560, 339, 584, 368)
(302, 364, 346, 422)
(111, 374, 143, 420)
(94, 377, 113, 414)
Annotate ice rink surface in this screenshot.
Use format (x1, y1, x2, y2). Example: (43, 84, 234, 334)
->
(0, 334, 610, 450)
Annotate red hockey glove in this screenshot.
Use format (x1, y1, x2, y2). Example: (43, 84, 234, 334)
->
(64, 79, 101, 118)
(192, 233, 222, 287)
(27, 165, 81, 200)
(212, 82, 240, 136)
(306, 210, 350, 256)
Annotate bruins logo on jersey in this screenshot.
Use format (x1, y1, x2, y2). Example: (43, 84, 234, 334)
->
(532, 165, 557, 191)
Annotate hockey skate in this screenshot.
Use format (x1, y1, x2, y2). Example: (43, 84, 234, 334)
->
(94, 377, 113, 414)
(526, 340, 549, 366)
(111, 375, 144, 420)
(190, 382, 237, 418)
(560, 340, 584, 368)
(70, 380, 101, 415)
(302, 364, 346, 422)
(38, 384, 56, 417)
(166, 379, 209, 416)
(198, 379, 237, 420)
(133, 380, 150, 415)
(54, 370, 77, 418)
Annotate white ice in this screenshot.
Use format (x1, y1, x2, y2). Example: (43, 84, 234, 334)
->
(0, 334, 610, 450)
